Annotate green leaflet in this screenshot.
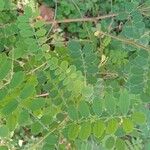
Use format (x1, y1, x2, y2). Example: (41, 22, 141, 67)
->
(24, 6, 32, 18)
(115, 138, 126, 150)
(132, 112, 146, 124)
(42, 144, 55, 150)
(36, 29, 47, 37)
(141, 92, 150, 102)
(17, 14, 29, 23)
(0, 0, 5, 11)
(124, 51, 149, 95)
(105, 93, 116, 115)
(9, 71, 25, 89)
(44, 134, 58, 148)
(105, 136, 115, 149)
(0, 88, 8, 100)
(60, 60, 69, 70)
(0, 58, 11, 81)
(76, 140, 101, 150)
(102, 37, 111, 48)
(82, 85, 94, 99)
(0, 125, 9, 138)
(48, 57, 58, 70)
(28, 98, 46, 111)
(0, 146, 8, 150)
(6, 113, 18, 131)
(14, 41, 27, 59)
(68, 123, 80, 140)
(93, 120, 105, 138)
(92, 99, 103, 116)
(106, 119, 118, 134)
(79, 121, 91, 140)
(67, 105, 78, 121)
(117, 12, 129, 20)
(31, 122, 43, 135)
(18, 110, 30, 126)
(122, 118, 134, 133)
(20, 84, 35, 99)
(2, 99, 18, 116)
(40, 114, 52, 125)
(34, 20, 45, 28)
(119, 89, 130, 115)
(20, 29, 34, 37)
(78, 101, 90, 118)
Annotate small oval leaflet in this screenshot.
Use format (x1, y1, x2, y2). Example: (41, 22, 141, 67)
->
(68, 123, 80, 140)
(93, 120, 105, 138)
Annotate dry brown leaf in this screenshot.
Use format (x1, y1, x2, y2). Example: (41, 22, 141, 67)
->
(39, 4, 54, 22)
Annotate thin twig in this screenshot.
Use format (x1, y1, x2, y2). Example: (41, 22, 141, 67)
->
(36, 93, 49, 97)
(99, 31, 150, 51)
(70, 0, 92, 40)
(27, 62, 47, 75)
(45, 14, 117, 24)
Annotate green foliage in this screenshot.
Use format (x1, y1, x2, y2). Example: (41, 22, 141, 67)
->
(68, 40, 99, 84)
(0, 0, 150, 149)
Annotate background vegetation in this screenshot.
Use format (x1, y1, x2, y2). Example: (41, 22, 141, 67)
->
(0, 0, 150, 149)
